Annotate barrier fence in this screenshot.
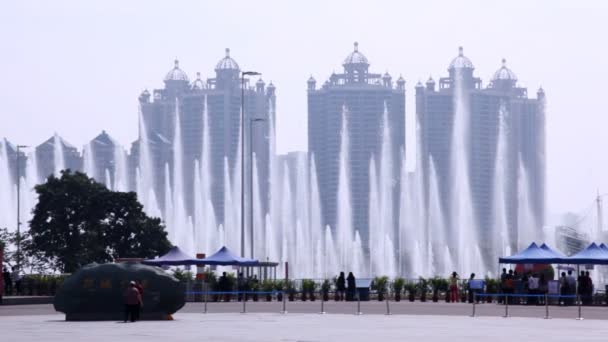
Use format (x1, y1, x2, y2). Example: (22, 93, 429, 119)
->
(186, 289, 591, 320)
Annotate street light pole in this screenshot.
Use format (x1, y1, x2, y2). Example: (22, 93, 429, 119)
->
(16, 145, 28, 271)
(240, 71, 261, 258)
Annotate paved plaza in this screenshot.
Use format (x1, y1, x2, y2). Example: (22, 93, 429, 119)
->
(2, 302, 608, 341)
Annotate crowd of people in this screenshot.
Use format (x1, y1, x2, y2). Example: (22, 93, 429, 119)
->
(2, 266, 22, 296)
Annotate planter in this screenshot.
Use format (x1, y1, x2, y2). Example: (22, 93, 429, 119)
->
(378, 293, 385, 302)
(432, 291, 439, 302)
(322, 293, 329, 302)
(277, 293, 283, 302)
(265, 294, 272, 302)
(408, 293, 415, 302)
(301, 293, 308, 301)
(310, 293, 316, 301)
(395, 293, 401, 302)
(486, 294, 493, 303)
(334, 293, 340, 301)
(253, 294, 259, 302)
(288, 293, 295, 302)
(420, 292, 427, 302)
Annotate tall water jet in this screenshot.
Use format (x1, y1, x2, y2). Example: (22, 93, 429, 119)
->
(83, 142, 96, 180)
(368, 156, 381, 274)
(137, 105, 161, 217)
(324, 225, 339, 279)
(451, 66, 481, 275)
(171, 100, 189, 252)
(518, 163, 537, 249)
(493, 102, 512, 257)
(309, 155, 323, 278)
(0, 139, 15, 232)
(378, 102, 396, 277)
(112, 141, 129, 192)
(53, 133, 66, 177)
(427, 158, 444, 276)
(336, 105, 353, 272)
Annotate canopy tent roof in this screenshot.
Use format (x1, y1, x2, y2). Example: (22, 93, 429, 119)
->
(499, 242, 567, 264)
(540, 243, 568, 259)
(142, 246, 200, 266)
(199, 246, 259, 266)
(565, 243, 608, 265)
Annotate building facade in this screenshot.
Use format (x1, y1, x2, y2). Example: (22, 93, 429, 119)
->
(134, 49, 275, 224)
(307, 42, 405, 249)
(417, 47, 546, 261)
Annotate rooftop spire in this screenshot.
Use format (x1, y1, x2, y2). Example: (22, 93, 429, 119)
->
(354, 41, 359, 52)
(502, 58, 507, 67)
(458, 46, 463, 56)
(225, 48, 230, 57)
(174, 59, 179, 68)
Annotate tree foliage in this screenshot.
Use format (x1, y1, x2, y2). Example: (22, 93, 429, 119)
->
(28, 170, 171, 273)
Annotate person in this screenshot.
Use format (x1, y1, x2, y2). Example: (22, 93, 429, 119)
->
(584, 271, 593, 305)
(3, 267, 12, 295)
(237, 272, 245, 301)
(449, 272, 459, 303)
(134, 280, 144, 321)
(12, 267, 22, 295)
(538, 273, 548, 305)
(467, 273, 475, 303)
(559, 272, 568, 306)
(336, 272, 346, 301)
(528, 273, 539, 305)
(346, 272, 356, 301)
(499, 268, 507, 303)
(566, 270, 576, 305)
(124, 281, 142, 322)
(503, 270, 514, 304)
(218, 272, 229, 302)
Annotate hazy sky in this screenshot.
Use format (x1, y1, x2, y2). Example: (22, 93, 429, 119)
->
(1, 0, 607, 221)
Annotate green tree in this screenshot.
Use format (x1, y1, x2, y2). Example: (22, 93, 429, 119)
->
(28, 170, 171, 273)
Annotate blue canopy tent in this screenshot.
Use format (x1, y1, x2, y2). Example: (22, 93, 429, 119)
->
(540, 243, 568, 259)
(142, 246, 201, 266)
(499, 242, 567, 264)
(565, 243, 608, 265)
(199, 246, 259, 266)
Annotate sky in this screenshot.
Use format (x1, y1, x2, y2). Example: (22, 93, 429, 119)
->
(1, 0, 607, 222)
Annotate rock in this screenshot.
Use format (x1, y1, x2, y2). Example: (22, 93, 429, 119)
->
(54, 263, 185, 321)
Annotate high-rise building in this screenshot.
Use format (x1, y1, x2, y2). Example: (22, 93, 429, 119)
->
(307, 42, 405, 248)
(417, 47, 545, 259)
(134, 49, 275, 224)
(35, 134, 82, 181)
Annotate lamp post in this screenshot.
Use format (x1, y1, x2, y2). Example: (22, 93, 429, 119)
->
(241, 71, 261, 258)
(250, 118, 266, 259)
(15, 144, 28, 271)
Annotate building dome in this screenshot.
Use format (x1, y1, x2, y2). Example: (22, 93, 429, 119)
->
(426, 76, 435, 85)
(397, 75, 405, 84)
(448, 47, 474, 70)
(191, 72, 204, 90)
(492, 59, 517, 82)
(308, 75, 316, 83)
(256, 78, 265, 86)
(415, 80, 424, 88)
(164, 59, 189, 82)
(267, 81, 275, 89)
(215, 48, 240, 71)
(343, 42, 369, 66)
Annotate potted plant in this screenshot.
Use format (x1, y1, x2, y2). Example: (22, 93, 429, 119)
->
(405, 282, 417, 302)
(321, 279, 331, 301)
(393, 278, 405, 302)
(251, 281, 259, 301)
(262, 280, 274, 301)
(459, 281, 467, 303)
(333, 277, 341, 301)
(430, 277, 448, 303)
(301, 279, 313, 301)
(418, 277, 429, 302)
(485, 277, 498, 303)
(286, 280, 296, 301)
(309, 280, 318, 301)
(275, 280, 285, 302)
(373, 276, 389, 301)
